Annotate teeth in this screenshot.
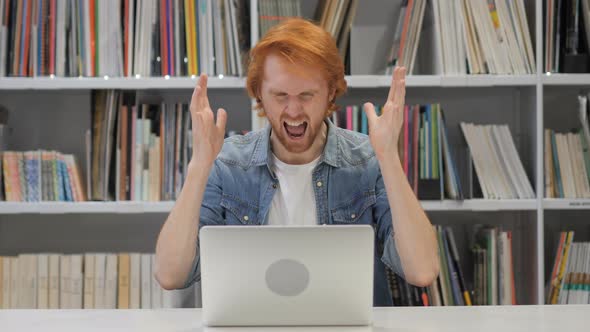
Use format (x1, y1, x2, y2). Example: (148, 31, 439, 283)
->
(285, 120, 305, 126)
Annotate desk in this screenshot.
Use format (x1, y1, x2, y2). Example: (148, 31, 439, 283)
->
(1, 305, 588, 331)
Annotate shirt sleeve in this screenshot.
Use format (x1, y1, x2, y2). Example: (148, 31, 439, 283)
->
(180, 161, 225, 289)
(373, 168, 406, 279)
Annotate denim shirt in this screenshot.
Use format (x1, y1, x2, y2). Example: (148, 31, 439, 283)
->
(183, 119, 406, 306)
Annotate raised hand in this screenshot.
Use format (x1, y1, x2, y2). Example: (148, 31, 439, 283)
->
(189, 73, 227, 167)
(363, 66, 406, 161)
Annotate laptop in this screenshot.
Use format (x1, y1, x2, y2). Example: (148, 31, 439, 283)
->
(199, 225, 374, 327)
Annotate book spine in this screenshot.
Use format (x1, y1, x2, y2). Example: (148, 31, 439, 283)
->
(53, 152, 63, 201)
(60, 154, 72, 202)
(17, 152, 27, 201)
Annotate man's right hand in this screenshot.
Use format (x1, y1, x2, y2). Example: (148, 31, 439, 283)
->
(189, 73, 227, 167)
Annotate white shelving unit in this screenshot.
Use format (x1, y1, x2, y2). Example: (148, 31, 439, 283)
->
(542, 73, 590, 85)
(0, 199, 540, 214)
(0, 202, 176, 214)
(0, 75, 538, 90)
(543, 199, 590, 210)
(0, 76, 248, 90)
(1, 0, 589, 307)
(420, 199, 537, 212)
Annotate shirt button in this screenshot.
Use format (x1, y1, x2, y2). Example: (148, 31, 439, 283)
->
(316, 181, 323, 187)
(243, 216, 249, 221)
(351, 214, 356, 219)
(272, 183, 277, 189)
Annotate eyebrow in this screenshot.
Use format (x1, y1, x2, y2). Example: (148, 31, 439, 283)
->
(269, 89, 319, 95)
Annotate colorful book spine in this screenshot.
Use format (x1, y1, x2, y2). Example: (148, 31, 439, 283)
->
(346, 106, 352, 131)
(59, 154, 72, 202)
(49, 0, 56, 75)
(554, 231, 574, 304)
(25, 151, 40, 202)
(442, 229, 464, 305)
(53, 152, 64, 201)
(433, 105, 439, 179)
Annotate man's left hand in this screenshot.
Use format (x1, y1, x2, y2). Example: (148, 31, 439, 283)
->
(363, 66, 406, 161)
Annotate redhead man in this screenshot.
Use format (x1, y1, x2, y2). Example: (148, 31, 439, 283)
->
(155, 18, 439, 306)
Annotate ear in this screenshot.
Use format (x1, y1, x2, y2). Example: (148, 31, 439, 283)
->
(329, 88, 336, 103)
(255, 97, 266, 117)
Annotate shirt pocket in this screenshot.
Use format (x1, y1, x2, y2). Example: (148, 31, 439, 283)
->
(220, 194, 259, 225)
(330, 191, 377, 225)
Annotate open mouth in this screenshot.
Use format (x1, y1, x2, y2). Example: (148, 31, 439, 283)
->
(283, 120, 308, 140)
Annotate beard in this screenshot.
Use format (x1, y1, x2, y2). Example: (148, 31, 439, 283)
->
(269, 115, 325, 154)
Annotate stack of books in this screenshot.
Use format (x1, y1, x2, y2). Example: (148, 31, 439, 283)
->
(385, 0, 534, 75)
(0, 253, 193, 309)
(385, 225, 516, 306)
(0, 0, 250, 78)
(2, 150, 85, 202)
(89, 90, 192, 202)
(547, 232, 590, 305)
(545, 93, 590, 198)
(461, 122, 535, 199)
(332, 103, 462, 200)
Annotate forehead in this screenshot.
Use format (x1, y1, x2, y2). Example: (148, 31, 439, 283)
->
(261, 53, 327, 92)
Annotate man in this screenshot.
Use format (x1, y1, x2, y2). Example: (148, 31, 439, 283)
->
(154, 18, 439, 306)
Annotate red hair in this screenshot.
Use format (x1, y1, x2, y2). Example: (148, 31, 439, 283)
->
(246, 18, 347, 117)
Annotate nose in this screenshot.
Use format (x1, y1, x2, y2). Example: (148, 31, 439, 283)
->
(284, 96, 304, 118)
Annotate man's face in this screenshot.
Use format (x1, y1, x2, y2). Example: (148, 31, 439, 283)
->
(260, 53, 333, 154)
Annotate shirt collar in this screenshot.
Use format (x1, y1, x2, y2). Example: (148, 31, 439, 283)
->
(250, 118, 340, 169)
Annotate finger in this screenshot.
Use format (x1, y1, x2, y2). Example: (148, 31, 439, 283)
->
(190, 83, 200, 113)
(196, 73, 211, 111)
(386, 67, 399, 103)
(216, 108, 227, 135)
(395, 78, 406, 110)
(388, 66, 404, 106)
(399, 66, 407, 78)
(363, 102, 378, 129)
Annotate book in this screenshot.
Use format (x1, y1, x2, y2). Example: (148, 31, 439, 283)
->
(117, 253, 130, 309)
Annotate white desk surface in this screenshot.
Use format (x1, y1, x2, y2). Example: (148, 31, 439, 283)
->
(1, 305, 589, 332)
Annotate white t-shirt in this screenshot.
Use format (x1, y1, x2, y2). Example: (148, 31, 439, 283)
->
(267, 153, 321, 226)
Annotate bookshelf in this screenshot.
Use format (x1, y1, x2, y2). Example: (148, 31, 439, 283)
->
(542, 74, 590, 85)
(0, 75, 540, 90)
(543, 199, 590, 210)
(1, 0, 590, 308)
(0, 199, 539, 214)
(0, 77, 248, 90)
(0, 201, 176, 214)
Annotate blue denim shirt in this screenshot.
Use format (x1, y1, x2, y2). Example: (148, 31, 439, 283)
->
(183, 119, 406, 306)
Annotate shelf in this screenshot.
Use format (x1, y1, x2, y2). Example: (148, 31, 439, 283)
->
(0, 199, 538, 214)
(0, 76, 246, 90)
(0, 201, 175, 214)
(0, 75, 539, 90)
(421, 199, 537, 211)
(542, 74, 590, 85)
(345, 75, 537, 88)
(543, 199, 590, 210)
